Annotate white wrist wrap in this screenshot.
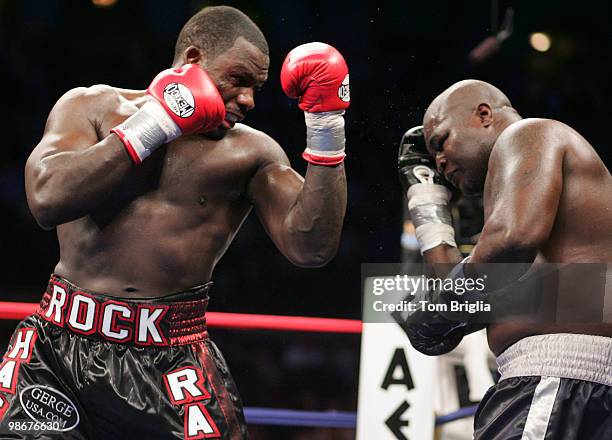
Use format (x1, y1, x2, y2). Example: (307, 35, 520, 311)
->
(303, 110, 346, 165)
(407, 183, 457, 253)
(414, 223, 457, 253)
(111, 99, 181, 164)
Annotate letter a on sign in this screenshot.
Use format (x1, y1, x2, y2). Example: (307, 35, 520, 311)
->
(381, 348, 414, 391)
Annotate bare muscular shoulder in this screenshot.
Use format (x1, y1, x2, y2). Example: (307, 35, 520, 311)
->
(488, 118, 565, 177)
(488, 117, 605, 179)
(226, 123, 301, 203)
(77, 85, 146, 140)
(229, 123, 290, 167)
(36, 85, 144, 152)
(56, 84, 137, 119)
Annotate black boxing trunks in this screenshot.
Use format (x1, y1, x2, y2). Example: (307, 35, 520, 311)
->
(474, 333, 612, 439)
(0, 275, 247, 439)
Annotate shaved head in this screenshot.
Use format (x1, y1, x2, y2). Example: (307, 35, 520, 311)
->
(425, 79, 513, 125)
(425, 79, 512, 119)
(422, 80, 521, 195)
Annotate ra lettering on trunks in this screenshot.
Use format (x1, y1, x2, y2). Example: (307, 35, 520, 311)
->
(163, 367, 211, 405)
(163, 366, 219, 439)
(184, 402, 220, 439)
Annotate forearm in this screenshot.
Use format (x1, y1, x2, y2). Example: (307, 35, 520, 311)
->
(422, 232, 536, 286)
(26, 135, 132, 229)
(471, 228, 539, 264)
(469, 230, 537, 288)
(283, 163, 347, 266)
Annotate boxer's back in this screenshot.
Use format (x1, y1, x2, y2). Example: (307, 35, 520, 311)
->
(52, 85, 264, 296)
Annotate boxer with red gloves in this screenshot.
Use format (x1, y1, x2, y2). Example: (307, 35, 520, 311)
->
(8, 6, 348, 440)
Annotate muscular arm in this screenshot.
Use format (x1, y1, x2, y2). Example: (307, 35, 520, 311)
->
(472, 120, 563, 268)
(247, 135, 346, 267)
(25, 87, 133, 229)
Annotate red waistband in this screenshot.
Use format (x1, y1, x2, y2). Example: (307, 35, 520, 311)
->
(36, 275, 210, 346)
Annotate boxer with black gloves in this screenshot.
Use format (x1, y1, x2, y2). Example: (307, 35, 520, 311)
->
(400, 80, 612, 439)
(2, 6, 348, 439)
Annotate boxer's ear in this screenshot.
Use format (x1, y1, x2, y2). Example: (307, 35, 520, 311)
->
(184, 46, 204, 66)
(477, 103, 493, 127)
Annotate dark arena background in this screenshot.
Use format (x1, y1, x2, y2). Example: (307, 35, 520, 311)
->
(0, 0, 609, 438)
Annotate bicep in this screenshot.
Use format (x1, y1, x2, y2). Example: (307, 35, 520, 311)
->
(247, 156, 305, 242)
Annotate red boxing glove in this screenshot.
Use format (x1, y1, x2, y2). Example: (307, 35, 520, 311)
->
(111, 64, 225, 164)
(281, 42, 350, 113)
(146, 64, 225, 135)
(281, 43, 349, 166)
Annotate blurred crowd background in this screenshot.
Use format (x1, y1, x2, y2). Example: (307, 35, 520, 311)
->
(0, 0, 609, 438)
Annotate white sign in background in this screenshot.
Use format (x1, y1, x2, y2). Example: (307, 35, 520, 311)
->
(357, 321, 436, 440)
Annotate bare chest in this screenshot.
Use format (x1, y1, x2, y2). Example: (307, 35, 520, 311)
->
(97, 106, 255, 219)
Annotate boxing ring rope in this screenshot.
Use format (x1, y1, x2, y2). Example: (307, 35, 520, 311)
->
(0, 301, 362, 333)
(0, 300, 477, 429)
(244, 407, 357, 428)
(243, 405, 479, 428)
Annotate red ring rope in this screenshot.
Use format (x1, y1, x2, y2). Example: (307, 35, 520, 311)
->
(0, 301, 362, 334)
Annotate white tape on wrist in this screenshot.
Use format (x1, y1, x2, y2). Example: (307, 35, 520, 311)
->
(414, 223, 457, 253)
(111, 99, 181, 164)
(407, 183, 452, 209)
(407, 183, 456, 253)
(302, 110, 346, 165)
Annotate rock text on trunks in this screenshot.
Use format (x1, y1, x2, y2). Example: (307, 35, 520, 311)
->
(40, 284, 169, 345)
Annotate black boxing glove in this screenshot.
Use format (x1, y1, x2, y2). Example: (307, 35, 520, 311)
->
(404, 295, 468, 356)
(398, 126, 457, 254)
(398, 125, 448, 191)
(404, 257, 487, 356)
